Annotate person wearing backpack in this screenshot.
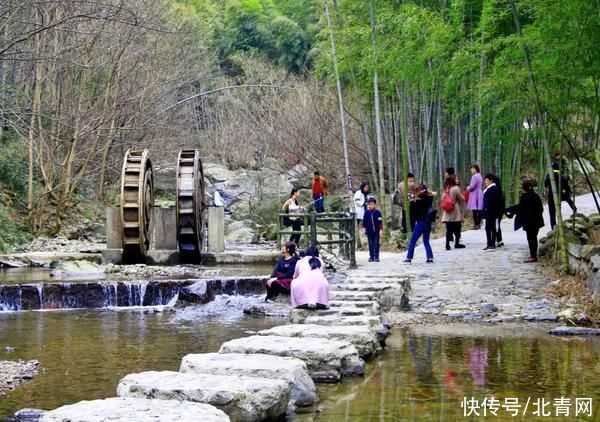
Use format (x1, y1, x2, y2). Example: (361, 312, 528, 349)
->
(482, 173, 501, 251)
(441, 175, 466, 250)
(403, 184, 435, 263)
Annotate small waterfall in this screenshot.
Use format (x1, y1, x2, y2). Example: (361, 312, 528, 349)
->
(35, 283, 43, 307)
(101, 282, 118, 307)
(166, 291, 179, 307)
(138, 281, 148, 306)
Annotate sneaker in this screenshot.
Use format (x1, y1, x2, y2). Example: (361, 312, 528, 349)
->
(426, 259, 434, 263)
(403, 258, 412, 263)
(496, 242, 504, 247)
(524, 256, 538, 263)
(483, 246, 496, 251)
(264, 297, 274, 303)
(454, 244, 466, 249)
(368, 258, 374, 262)
(445, 245, 451, 251)
(374, 259, 380, 262)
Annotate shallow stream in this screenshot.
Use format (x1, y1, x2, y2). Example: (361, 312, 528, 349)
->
(1, 303, 599, 420)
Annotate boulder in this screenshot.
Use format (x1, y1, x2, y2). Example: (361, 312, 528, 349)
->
(179, 353, 317, 406)
(300, 315, 390, 344)
(117, 371, 289, 422)
(40, 397, 229, 422)
(203, 163, 238, 183)
(218, 335, 364, 383)
(178, 280, 210, 304)
(49, 260, 103, 278)
(257, 324, 382, 358)
(224, 220, 257, 243)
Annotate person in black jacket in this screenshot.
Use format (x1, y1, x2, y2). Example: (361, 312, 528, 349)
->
(265, 241, 299, 301)
(482, 173, 501, 250)
(544, 161, 576, 229)
(505, 180, 545, 263)
(492, 175, 505, 247)
(403, 184, 435, 263)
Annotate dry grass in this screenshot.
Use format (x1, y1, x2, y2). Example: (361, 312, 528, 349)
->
(539, 258, 600, 327)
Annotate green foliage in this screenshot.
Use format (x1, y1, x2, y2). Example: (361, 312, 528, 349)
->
(0, 138, 31, 198)
(0, 203, 31, 252)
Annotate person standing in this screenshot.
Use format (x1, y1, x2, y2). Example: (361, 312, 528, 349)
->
(482, 174, 501, 251)
(505, 180, 545, 263)
(353, 181, 370, 248)
(403, 184, 435, 263)
(492, 175, 505, 247)
(282, 188, 303, 245)
(398, 173, 416, 233)
(311, 171, 329, 213)
(466, 164, 484, 229)
(544, 162, 576, 229)
(363, 198, 383, 262)
(441, 175, 466, 250)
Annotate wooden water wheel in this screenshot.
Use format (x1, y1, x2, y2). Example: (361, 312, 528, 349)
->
(120, 149, 154, 263)
(176, 149, 206, 262)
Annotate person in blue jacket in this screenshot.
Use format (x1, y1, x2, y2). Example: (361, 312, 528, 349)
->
(362, 197, 383, 262)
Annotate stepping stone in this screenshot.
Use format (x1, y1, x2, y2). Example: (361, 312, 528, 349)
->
(257, 324, 382, 358)
(301, 315, 390, 343)
(40, 397, 229, 422)
(179, 353, 317, 407)
(117, 371, 289, 422)
(219, 335, 364, 383)
(329, 300, 380, 309)
(330, 290, 377, 301)
(549, 326, 600, 336)
(290, 307, 376, 323)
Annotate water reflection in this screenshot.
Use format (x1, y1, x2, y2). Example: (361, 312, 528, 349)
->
(298, 324, 600, 421)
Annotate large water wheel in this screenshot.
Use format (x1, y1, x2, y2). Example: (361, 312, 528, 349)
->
(176, 149, 206, 262)
(120, 149, 154, 263)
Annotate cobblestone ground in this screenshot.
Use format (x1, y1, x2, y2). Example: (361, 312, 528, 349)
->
(352, 193, 597, 322)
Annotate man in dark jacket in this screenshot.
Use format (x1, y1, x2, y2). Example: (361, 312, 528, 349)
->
(544, 161, 576, 229)
(505, 180, 545, 262)
(482, 173, 501, 250)
(362, 198, 383, 262)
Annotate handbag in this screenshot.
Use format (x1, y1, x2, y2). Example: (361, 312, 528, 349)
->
(462, 190, 469, 202)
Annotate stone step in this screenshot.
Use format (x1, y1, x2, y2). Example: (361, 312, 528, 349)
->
(329, 300, 381, 313)
(300, 315, 390, 344)
(117, 371, 289, 422)
(346, 276, 411, 284)
(39, 397, 229, 422)
(329, 290, 377, 301)
(257, 324, 382, 358)
(290, 307, 376, 324)
(330, 283, 404, 292)
(218, 335, 364, 383)
(179, 353, 317, 407)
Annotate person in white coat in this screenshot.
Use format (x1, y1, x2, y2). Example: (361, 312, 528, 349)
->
(354, 181, 371, 222)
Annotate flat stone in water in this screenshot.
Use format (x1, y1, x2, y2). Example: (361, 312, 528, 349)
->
(117, 371, 289, 422)
(179, 353, 317, 407)
(257, 324, 382, 358)
(218, 335, 364, 383)
(40, 397, 229, 422)
(301, 315, 390, 343)
(549, 326, 600, 336)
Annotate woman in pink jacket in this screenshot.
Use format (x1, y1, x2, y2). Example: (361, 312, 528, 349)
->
(466, 164, 484, 229)
(291, 257, 329, 309)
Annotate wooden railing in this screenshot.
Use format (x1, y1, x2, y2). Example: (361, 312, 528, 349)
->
(277, 211, 356, 268)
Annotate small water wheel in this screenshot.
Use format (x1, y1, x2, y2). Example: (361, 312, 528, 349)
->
(176, 149, 206, 262)
(120, 149, 154, 263)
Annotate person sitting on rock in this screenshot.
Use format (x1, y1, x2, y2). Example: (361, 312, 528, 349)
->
(291, 257, 329, 309)
(265, 241, 299, 302)
(294, 245, 325, 279)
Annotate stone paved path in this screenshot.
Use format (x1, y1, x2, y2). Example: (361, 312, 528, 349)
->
(352, 193, 598, 322)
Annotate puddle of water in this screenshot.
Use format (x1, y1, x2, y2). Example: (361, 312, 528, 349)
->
(295, 323, 600, 421)
(0, 299, 285, 418)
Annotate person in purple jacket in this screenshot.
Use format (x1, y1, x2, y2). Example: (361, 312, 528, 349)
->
(466, 164, 484, 229)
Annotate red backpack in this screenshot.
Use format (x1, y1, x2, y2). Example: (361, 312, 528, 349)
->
(441, 189, 455, 213)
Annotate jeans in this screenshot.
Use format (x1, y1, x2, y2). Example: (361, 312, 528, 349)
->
(473, 210, 482, 227)
(406, 221, 433, 260)
(525, 227, 540, 258)
(367, 232, 380, 260)
(496, 216, 503, 243)
(313, 195, 325, 213)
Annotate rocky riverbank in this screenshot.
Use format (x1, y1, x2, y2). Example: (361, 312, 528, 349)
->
(0, 360, 40, 396)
